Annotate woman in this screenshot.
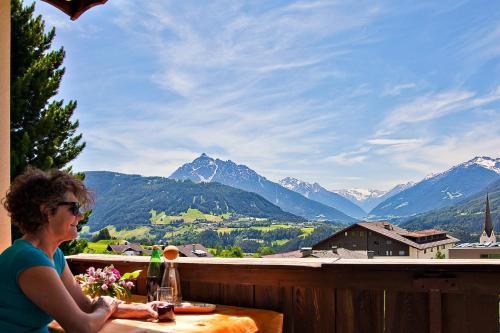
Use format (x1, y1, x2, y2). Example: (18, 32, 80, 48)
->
(0, 168, 158, 332)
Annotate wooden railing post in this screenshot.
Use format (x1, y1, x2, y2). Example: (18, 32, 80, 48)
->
(0, 0, 11, 253)
(429, 289, 442, 333)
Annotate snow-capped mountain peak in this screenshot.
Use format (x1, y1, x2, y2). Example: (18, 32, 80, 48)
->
(465, 156, 500, 173)
(334, 188, 387, 202)
(421, 156, 500, 183)
(279, 177, 321, 196)
(370, 156, 500, 218)
(279, 177, 366, 218)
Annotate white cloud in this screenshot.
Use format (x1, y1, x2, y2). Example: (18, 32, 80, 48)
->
(369, 118, 500, 176)
(381, 86, 500, 129)
(383, 83, 416, 96)
(152, 71, 197, 96)
(325, 148, 369, 166)
(460, 23, 500, 63)
(367, 138, 423, 146)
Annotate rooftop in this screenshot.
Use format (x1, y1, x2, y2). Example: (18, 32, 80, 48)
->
(264, 248, 368, 259)
(454, 242, 500, 248)
(338, 221, 459, 250)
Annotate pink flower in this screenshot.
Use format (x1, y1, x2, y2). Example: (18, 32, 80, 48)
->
(108, 276, 116, 283)
(111, 268, 121, 279)
(101, 284, 108, 290)
(87, 267, 95, 276)
(125, 281, 134, 289)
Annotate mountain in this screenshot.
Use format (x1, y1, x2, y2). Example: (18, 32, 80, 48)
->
(278, 177, 366, 218)
(169, 154, 356, 223)
(398, 178, 500, 242)
(369, 156, 500, 218)
(84, 171, 303, 230)
(333, 188, 387, 212)
(382, 182, 415, 200)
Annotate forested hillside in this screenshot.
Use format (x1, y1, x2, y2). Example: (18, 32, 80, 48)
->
(84, 171, 303, 231)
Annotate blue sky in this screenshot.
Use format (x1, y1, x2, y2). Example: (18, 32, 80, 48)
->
(34, 0, 500, 190)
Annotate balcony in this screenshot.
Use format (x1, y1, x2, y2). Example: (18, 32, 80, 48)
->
(67, 254, 500, 333)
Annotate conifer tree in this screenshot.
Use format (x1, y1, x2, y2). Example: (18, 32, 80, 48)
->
(11, 0, 85, 180)
(11, 0, 87, 246)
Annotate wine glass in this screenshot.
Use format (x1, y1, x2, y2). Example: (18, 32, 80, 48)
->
(156, 287, 175, 322)
(156, 287, 174, 303)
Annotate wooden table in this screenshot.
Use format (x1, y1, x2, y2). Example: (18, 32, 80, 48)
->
(50, 300, 283, 333)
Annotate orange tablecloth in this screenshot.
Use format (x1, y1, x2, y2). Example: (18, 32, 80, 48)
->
(50, 301, 283, 333)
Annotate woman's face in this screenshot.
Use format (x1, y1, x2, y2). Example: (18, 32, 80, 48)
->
(47, 191, 84, 241)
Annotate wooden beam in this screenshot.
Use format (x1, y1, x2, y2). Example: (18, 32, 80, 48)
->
(0, 0, 11, 253)
(429, 290, 442, 333)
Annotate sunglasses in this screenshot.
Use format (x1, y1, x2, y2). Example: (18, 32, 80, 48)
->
(57, 201, 83, 216)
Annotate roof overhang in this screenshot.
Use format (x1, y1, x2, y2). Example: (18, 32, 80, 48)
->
(41, 0, 107, 20)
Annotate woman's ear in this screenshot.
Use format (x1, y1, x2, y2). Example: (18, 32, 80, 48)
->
(40, 204, 51, 221)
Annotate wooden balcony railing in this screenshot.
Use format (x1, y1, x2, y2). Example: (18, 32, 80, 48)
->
(67, 254, 500, 333)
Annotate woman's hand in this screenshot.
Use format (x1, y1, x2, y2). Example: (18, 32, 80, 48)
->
(112, 302, 159, 319)
(94, 296, 120, 315)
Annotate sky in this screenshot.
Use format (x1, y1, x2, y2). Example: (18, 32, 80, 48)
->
(33, 0, 500, 191)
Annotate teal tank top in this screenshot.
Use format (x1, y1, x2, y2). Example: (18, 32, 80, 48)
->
(0, 239, 66, 333)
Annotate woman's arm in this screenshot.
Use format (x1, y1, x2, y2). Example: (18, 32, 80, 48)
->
(60, 263, 94, 313)
(112, 302, 158, 319)
(19, 266, 118, 333)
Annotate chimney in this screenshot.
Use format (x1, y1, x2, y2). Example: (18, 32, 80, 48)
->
(383, 222, 392, 230)
(331, 246, 338, 254)
(367, 251, 375, 259)
(192, 244, 196, 253)
(300, 247, 312, 257)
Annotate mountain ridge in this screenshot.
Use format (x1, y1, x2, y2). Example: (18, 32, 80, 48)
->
(333, 183, 414, 212)
(398, 178, 500, 242)
(170, 154, 355, 223)
(369, 156, 500, 218)
(279, 177, 366, 218)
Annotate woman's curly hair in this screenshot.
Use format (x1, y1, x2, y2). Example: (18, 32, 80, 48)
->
(2, 167, 94, 235)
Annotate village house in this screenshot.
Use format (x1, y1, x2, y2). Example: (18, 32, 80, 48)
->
(176, 244, 213, 257)
(313, 221, 459, 258)
(106, 242, 152, 256)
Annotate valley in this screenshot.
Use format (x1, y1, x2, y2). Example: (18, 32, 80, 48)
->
(79, 155, 500, 254)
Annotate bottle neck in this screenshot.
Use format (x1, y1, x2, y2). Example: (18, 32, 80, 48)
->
(150, 249, 162, 262)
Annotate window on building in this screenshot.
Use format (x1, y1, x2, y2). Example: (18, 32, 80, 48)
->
(385, 250, 389, 255)
(430, 247, 433, 252)
(389, 250, 393, 255)
(386, 240, 392, 245)
(359, 231, 364, 237)
(480, 254, 500, 259)
(374, 240, 379, 245)
(424, 249, 427, 254)
(353, 244, 357, 248)
(345, 232, 348, 236)
(399, 250, 405, 256)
